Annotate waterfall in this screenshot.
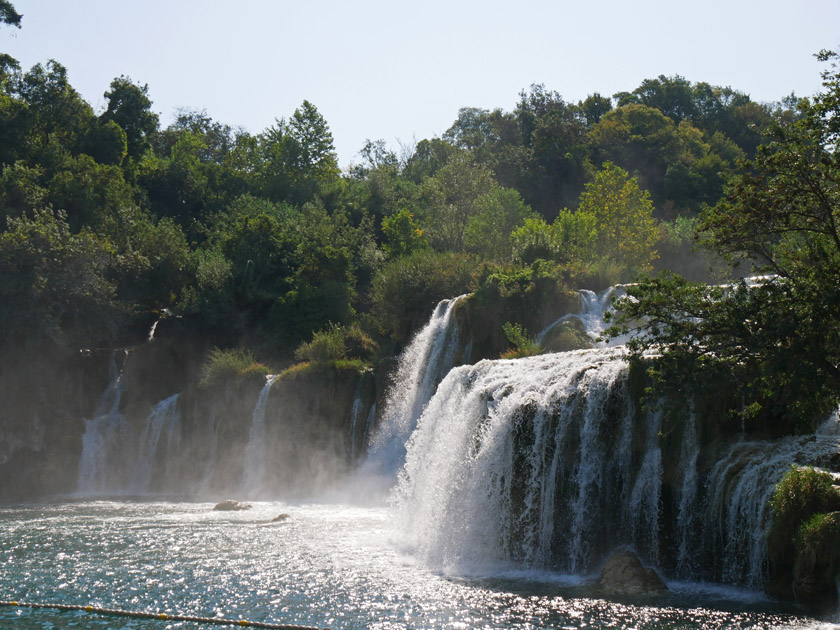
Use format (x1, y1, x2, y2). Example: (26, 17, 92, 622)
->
(702, 417, 840, 588)
(537, 286, 626, 346)
(675, 409, 700, 576)
(131, 394, 180, 493)
(394, 346, 840, 584)
(395, 348, 636, 575)
(197, 407, 223, 495)
(347, 387, 364, 461)
(77, 359, 127, 494)
(241, 374, 278, 494)
(367, 295, 467, 475)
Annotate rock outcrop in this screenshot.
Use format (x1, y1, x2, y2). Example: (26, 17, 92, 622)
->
(598, 550, 668, 596)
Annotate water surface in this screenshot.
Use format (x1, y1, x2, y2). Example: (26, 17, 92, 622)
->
(0, 501, 832, 629)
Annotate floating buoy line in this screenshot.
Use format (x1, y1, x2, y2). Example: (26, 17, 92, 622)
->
(0, 600, 329, 629)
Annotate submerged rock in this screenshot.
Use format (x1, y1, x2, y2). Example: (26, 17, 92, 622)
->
(598, 550, 668, 596)
(213, 500, 252, 511)
(270, 513, 290, 522)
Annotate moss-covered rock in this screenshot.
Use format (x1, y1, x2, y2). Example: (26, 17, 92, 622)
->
(541, 318, 595, 353)
(767, 466, 840, 608)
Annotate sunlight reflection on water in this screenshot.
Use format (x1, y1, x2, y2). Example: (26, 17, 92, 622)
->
(0, 501, 825, 630)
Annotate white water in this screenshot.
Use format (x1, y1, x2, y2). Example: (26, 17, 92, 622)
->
(703, 414, 840, 587)
(366, 295, 467, 475)
(538, 286, 627, 345)
(347, 386, 364, 461)
(131, 393, 180, 493)
(395, 348, 642, 575)
(77, 359, 127, 494)
(241, 374, 279, 494)
(392, 329, 840, 587)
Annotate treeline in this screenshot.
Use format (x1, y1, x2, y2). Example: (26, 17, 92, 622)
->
(0, 51, 798, 360)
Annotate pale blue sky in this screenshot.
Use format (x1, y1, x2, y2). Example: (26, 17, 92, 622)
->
(3, 0, 838, 168)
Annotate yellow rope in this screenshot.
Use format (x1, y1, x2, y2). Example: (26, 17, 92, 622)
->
(0, 600, 329, 629)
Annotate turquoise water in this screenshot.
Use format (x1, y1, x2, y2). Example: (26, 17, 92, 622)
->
(0, 500, 831, 629)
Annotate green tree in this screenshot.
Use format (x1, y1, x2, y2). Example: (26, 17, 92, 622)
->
(611, 51, 840, 429)
(464, 187, 535, 261)
(577, 162, 659, 274)
(0, 208, 117, 350)
(101, 76, 159, 159)
(420, 153, 496, 251)
(382, 207, 427, 258)
(288, 100, 339, 180)
(0, 0, 21, 28)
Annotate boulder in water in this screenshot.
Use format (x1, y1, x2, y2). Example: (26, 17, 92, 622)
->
(270, 513, 290, 523)
(598, 550, 668, 596)
(213, 500, 252, 511)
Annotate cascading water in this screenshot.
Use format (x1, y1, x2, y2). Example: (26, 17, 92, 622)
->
(241, 374, 278, 494)
(392, 301, 840, 588)
(366, 295, 467, 475)
(395, 348, 644, 575)
(538, 286, 626, 346)
(131, 393, 180, 493)
(77, 358, 127, 494)
(702, 416, 840, 588)
(347, 386, 364, 461)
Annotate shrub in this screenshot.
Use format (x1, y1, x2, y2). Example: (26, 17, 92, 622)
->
(768, 466, 840, 567)
(796, 512, 840, 580)
(199, 347, 268, 388)
(500, 322, 542, 359)
(294, 323, 346, 364)
(370, 249, 477, 342)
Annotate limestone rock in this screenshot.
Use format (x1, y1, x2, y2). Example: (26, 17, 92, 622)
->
(598, 550, 668, 596)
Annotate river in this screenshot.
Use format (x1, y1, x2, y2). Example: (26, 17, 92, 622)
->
(0, 499, 831, 629)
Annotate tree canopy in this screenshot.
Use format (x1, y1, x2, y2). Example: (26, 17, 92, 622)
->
(610, 51, 840, 429)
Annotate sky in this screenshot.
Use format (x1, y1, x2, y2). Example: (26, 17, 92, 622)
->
(3, 0, 839, 169)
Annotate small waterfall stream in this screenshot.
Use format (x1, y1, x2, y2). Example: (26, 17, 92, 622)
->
(132, 394, 180, 493)
(77, 358, 127, 494)
(538, 286, 626, 345)
(241, 374, 279, 494)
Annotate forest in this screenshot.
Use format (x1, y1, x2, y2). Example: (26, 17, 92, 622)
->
(3, 0, 840, 434)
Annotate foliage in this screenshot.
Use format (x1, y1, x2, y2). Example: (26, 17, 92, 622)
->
(577, 162, 659, 274)
(370, 249, 477, 342)
(199, 347, 268, 388)
(770, 466, 840, 550)
(101, 76, 159, 159)
(464, 187, 535, 262)
(420, 152, 496, 251)
(0, 207, 118, 350)
(381, 208, 427, 258)
(292, 321, 376, 369)
(610, 52, 840, 429)
(0, 0, 22, 28)
(0, 47, 796, 367)
(500, 321, 541, 358)
(768, 465, 840, 591)
(294, 323, 346, 364)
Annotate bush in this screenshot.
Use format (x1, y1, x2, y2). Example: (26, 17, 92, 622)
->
(768, 466, 840, 568)
(796, 512, 840, 579)
(370, 249, 477, 342)
(199, 347, 269, 388)
(500, 322, 542, 359)
(294, 323, 346, 364)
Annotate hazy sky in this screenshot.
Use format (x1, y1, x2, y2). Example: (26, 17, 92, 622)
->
(4, 0, 839, 168)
